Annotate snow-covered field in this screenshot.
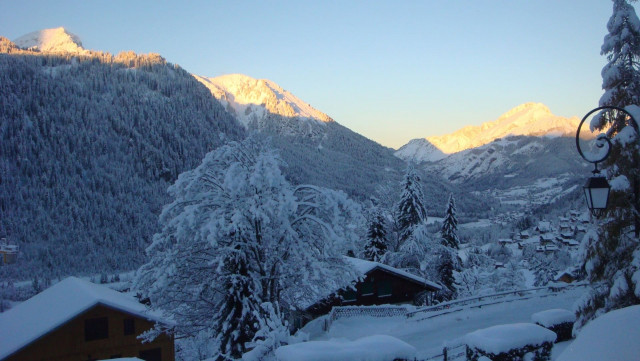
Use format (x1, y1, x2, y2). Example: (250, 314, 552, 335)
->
(303, 287, 585, 360)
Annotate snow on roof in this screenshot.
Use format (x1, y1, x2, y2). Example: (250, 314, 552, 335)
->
(558, 305, 640, 361)
(531, 309, 575, 328)
(463, 323, 556, 355)
(537, 221, 551, 231)
(274, 335, 416, 361)
(0, 277, 166, 360)
(554, 266, 580, 281)
(344, 257, 441, 290)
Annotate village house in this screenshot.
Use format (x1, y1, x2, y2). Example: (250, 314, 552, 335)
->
(559, 222, 573, 232)
(554, 266, 583, 284)
(292, 257, 440, 329)
(535, 221, 551, 234)
(0, 240, 18, 265)
(575, 225, 587, 237)
(0, 277, 174, 361)
(569, 210, 581, 218)
(539, 234, 555, 245)
(560, 230, 575, 240)
(561, 238, 580, 247)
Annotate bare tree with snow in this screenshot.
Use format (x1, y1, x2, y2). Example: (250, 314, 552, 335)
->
(133, 137, 364, 359)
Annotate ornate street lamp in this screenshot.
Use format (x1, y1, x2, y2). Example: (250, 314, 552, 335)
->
(582, 175, 610, 218)
(575, 106, 638, 218)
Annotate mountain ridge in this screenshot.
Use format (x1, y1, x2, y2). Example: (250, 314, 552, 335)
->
(193, 73, 484, 215)
(396, 102, 581, 163)
(195, 74, 333, 131)
(195, 73, 410, 201)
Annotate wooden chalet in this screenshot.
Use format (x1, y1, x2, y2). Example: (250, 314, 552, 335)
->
(535, 221, 551, 234)
(536, 244, 559, 253)
(0, 242, 18, 265)
(539, 234, 555, 245)
(561, 238, 580, 247)
(554, 266, 583, 284)
(293, 257, 440, 329)
(0, 277, 174, 361)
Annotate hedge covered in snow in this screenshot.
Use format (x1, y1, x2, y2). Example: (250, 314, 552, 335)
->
(463, 323, 556, 361)
(531, 309, 575, 342)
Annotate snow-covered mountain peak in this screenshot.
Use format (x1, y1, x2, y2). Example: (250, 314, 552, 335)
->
(395, 138, 447, 163)
(496, 102, 552, 122)
(14, 27, 86, 54)
(396, 103, 580, 162)
(195, 73, 333, 129)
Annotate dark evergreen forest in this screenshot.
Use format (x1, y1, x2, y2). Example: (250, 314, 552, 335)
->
(0, 39, 245, 281)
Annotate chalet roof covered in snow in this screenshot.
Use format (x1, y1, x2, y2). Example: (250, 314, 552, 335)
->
(0, 277, 166, 360)
(536, 221, 551, 232)
(345, 257, 441, 290)
(554, 266, 580, 282)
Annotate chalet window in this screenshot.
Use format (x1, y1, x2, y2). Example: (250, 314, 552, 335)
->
(84, 317, 108, 341)
(139, 347, 162, 361)
(343, 288, 357, 302)
(361, 280, 374, 296)
(123, 317, 135, 335)
(378, 280, 392, 297)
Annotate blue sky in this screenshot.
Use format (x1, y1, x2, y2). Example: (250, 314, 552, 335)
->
(0, 1, 624, 149)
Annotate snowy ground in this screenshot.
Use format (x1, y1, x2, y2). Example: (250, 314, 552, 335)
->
(304, 287, 585, 360)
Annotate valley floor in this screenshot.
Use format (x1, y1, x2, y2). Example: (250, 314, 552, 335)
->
(305, 287, 585, 360)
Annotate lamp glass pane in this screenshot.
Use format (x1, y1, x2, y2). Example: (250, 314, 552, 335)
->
(584, 187, 593, 209)
(590, 188, 609, 209)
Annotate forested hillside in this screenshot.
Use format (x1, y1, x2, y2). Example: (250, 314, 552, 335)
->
(0, 37, 245, 281)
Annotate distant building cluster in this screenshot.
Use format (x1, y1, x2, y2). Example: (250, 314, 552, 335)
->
(0, 239, 18, 265)
(513, 209, 590, 254)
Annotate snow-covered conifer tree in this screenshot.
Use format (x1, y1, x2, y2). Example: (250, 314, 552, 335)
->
(428, 194, 462, 302)
(434, 247, 458, 302)
(133, 137, 363, 359)
(363, 208, 388, 262)
(383, 224, 433, 277)
(575, 0, 640, 332)
(597, 0, 640, 117)
(395, 164, 428, 246)
(213, 244, 259, 361)
(441, 193, 460, 249)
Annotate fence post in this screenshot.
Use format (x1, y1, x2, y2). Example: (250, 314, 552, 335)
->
(443, 346, 447, 361)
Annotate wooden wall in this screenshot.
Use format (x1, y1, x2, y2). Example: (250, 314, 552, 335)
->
(305, 267, 433, 318)
(5, 304, 174, 361)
